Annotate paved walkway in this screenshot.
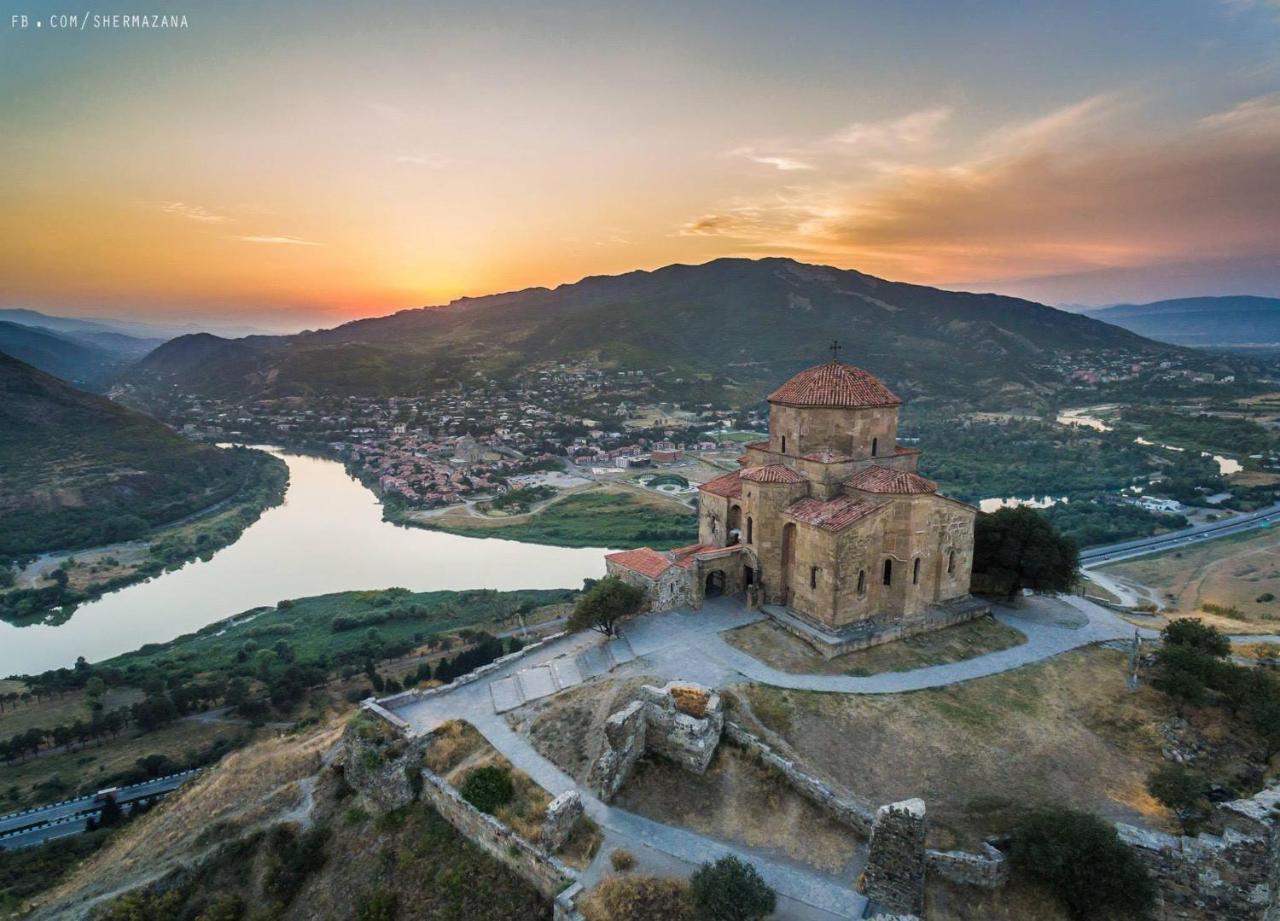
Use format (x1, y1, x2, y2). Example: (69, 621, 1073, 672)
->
(389, 593, 1165, 918)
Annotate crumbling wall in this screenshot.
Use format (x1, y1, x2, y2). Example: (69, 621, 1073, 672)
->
(863, 798, 928, 917)
(588, 681, 724, 800)
(1117, 783, 1280, 921)
(341, 713, 425, 813)
(542, 791, 584, 853)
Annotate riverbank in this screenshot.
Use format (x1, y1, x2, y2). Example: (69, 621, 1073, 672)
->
(0, 451, 289, 625)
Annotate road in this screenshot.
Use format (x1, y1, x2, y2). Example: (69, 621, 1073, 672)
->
(1080, 501, 1280, 567)
(0, 770, 198, 849)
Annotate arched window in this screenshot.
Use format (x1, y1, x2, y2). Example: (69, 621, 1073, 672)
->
(882, 558, 893, 586)
(912, 557, 921, 585)
(810, 566, 818, 589)
(947, 550, 956, 574)
(857, 570, 866, 594)
(781, 435, 787, 454)
(746, 517, 753, 544)
(871, 437, 878, 457)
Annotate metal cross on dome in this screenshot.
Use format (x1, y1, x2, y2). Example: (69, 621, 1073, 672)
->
(829, 339, 842, 361)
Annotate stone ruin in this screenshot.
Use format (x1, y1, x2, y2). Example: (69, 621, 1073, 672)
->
(863, 798, 928, 917)
(542, 790, 584, 852)
(588, 680, 724, 800)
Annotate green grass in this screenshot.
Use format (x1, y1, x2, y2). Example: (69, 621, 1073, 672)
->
(416, 492, 697, 550)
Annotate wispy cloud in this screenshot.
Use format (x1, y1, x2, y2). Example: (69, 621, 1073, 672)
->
(682, 93, 1280, 289)
(233, 235, 325, 247)
(158, 201, 227, 223)
(827, 106, 953, 155)
(726, 147, 815, 171)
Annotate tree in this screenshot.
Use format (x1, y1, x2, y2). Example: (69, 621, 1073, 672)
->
(1011, 807, 1153, 919)
(567, 577, 645, 638)
(1162, 618, 1230, 658)
(971, 507, 1079, 598)
(688, 855, 776, 921)
(1147, 763, 1207, 832)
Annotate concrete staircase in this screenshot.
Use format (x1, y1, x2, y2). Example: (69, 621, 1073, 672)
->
(489, 634, 637, 714)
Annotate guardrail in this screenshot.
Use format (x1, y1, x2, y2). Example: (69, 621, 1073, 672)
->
(0, 769, 202, 833)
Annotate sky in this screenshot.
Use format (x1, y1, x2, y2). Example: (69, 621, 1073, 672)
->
(2, 0, 1279, 331)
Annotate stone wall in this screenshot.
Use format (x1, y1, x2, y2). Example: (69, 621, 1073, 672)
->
(926, 844, 1009, 889)
(1116, 783, 1280, 921)
(542, 791, 583, 852)
(342, 721, 574, 901)
(863, 798, 928, 917)
(588, 681, 723, 800)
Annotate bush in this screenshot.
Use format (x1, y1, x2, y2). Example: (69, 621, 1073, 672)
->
(264, 824, 330, 905)
(1162, 618, 1230, 658)
(688, 855, 776, 921)
(1147, 763, 1207, 833)
(355, 891, 397, 921)
(1011, 808, 1153, 919)
(459, 765, 514, 814)
(582, 875, 692, 921)
(609, 848, 636, 872)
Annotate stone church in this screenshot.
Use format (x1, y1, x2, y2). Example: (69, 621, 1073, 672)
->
(606, 357, 984, 653)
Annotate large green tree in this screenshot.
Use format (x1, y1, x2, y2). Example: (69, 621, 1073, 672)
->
(567, 576, 645, 637)
(971, 507, 1079, 598)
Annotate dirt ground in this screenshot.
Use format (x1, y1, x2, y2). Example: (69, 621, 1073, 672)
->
(613, 746, 863, 874)
(509, 674, 662, 784)
(733, 648, 1182, 849)
(1101, 529, 1280, 628)
(722, 616, 1026, 676)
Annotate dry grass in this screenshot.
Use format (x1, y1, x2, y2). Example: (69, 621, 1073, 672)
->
(724, 615, 1026, 676)
(580, 875, 692, 921)
(927, 876, 1069, 921)
(738, 647, 1179, 849)
(0, 687, 144, 736)
(1102, 529, 1280, 627)
(557, 815, 604, 870)
(30, 724, 340, 919)
(612, 746, 861, 874)
(427, 720, 551, 842)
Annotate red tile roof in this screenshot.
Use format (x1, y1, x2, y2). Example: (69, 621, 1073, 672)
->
(784, 495, 887, 532)
(845, 465, 938, 495)
(740, 464, 807, 484)
(744, 440, 770, 451)
(669, 543, 719, 569)
(605, 547, 673, 580)
(699, 470, 743, 498)
(768, 361, 900, 409)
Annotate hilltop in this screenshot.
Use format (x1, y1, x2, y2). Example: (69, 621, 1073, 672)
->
(124, 258, 1170, 409)
(0, 354, 281, 560)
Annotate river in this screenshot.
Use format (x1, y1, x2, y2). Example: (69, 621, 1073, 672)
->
(1057, 407, 1242, 476)
(0, 451, 610, 676)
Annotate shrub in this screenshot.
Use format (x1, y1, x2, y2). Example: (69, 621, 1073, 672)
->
(264, 824, 330, 905)
(1147, 763, 1207, 832)
(1257, 593, 1275, 603)
(459, 765, 514, 814)
(688, 855, 776, 921)
(609, 848, 636, 872)
(582, 875, 692, 921)
(1162, 618, 1230, 658)
(355, 891, 397, 921)
(1011, 807, 1153, 919)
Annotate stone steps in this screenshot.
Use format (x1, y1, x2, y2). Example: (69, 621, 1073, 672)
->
(490, 638, 621, 714)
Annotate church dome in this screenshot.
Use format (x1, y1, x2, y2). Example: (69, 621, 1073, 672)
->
(767, 361, 900, 409)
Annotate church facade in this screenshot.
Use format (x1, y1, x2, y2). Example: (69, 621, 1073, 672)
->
(605, 359, 983, 652)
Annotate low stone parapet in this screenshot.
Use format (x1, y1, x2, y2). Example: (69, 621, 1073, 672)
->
(926, 843, 1008, 889)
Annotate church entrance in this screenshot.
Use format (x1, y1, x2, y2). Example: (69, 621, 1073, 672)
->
(743, 565, 754, 587)
(704, 571, 725, 597)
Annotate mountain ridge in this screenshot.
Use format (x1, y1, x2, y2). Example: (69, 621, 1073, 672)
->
(1082, 296, 1280, 347)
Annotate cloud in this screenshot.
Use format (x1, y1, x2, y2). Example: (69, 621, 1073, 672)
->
(158, 201, 226, 223)
(828, 106, 952, 155)
(682, 94, 1280, 294)
(233, 235, 325, 247)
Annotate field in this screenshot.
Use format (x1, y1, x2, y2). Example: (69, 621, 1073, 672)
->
(723, 615, 1025, 676)
(1099, 528, 1280, 629)
(732, 648, 1181, 849)
(409, 487, 697, 549)
(0, 687, 144, 737)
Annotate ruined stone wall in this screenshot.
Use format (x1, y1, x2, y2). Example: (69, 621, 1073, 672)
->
(588, 682, 724, 800)
(1116, 784, 1280, 921)
(863, 798, 928, 916)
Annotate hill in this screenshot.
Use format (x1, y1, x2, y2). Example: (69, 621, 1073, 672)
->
(0, 321, 122, 386)
(0, 354, 275, 559)
(1085, 296, 1280, 348)
(125, 258, 1171, 408)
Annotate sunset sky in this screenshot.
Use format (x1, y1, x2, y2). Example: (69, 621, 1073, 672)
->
(2, 0, 1279, 329)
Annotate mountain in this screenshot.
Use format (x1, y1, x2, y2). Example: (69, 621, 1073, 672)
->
(1084, 296, 1280, 348)
(126, 257, 1173, 408)
(0, 353, 269, 558)
(0, 320, 122, 385)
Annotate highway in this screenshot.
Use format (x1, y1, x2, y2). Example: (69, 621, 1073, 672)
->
(0, 770, 198, 850)
(1080, 501, 1280, 567)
